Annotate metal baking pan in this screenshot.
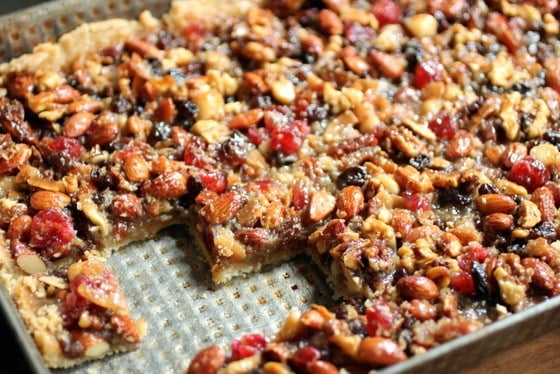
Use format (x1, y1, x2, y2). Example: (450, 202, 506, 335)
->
(1, 1, 560, 373)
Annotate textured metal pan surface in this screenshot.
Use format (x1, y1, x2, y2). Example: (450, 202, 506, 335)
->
(1, 1, 560, 373)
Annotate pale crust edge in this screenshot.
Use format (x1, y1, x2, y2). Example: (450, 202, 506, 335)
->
(0, 231, 142, 368)
(0, 0, 264, 75)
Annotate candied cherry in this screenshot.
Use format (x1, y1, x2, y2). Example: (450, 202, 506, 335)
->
(451, 271, 475, 296)
(246, 126, 267, 146)
(508, 156, 550, 192)
(344, 21, 377, 46)
(48, 137, 84, 159)
(183, 136, 210, 169)
(292, 183, 310, 210)
(458, 245, 490, 272)
(401, 191, 431, 211)
(414, 58, 443, 89)
(371, 0, 402, 27)
(183, 21, 206, 50)
(269, 120, 309, 155)
(365, 300, 400, 337)
(198, 171, 227, 193)
(29, 208, 74, 249)
(291, 346, 321, 369)
(428, 112, 458, 140)
(231, 333, 267, 361)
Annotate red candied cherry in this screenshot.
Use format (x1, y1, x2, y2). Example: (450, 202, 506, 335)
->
(183, 21, 206, 50)
(198, 171, 227, 193)
(451, 270, 475, 296)
(246, 127, 268, 146)
(291, 346, 322, 369)
(365, 300, 401, 337)
(508, 156, 550, 192)
(183, 136, 209, 169)
(344, 21, 377, 45)
(270, 120, 310, 155)
(263, 106, 292, 131)
(292, 183, 310, 210)
(401, 191, 431, 211)
(29, 208, 75, 249)
(458, 245, 491, 272)
(231, 333, 267, 361)
(371, 0, 402, 28)
(428, 112, 458, 140)
(414, 58, 443, 89)
(48, 137, 84, 159)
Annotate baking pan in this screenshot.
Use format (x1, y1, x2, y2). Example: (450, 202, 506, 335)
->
(1, 1, 560, 373)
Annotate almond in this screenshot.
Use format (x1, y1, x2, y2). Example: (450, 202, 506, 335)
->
(396, 275, 439, 301)
(30, 191, 71, 210)
(483, 212, 514, 231)
(475, 193, 516, 215)
(123, 154, 150, 182)
(336, 185, 364, 219)
(141, 171, 187, 198)
(200, 191, 244, 225)
(63, 111, 94, 138)
(187, 346, 226, 374)
(308, 190, 336, 222)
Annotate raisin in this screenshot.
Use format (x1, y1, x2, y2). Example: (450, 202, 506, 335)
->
(531, 221, 557, 240)
(45, 137, 84, 172)
(471, 261, 489, 299)
(179, 176, 203, 209)
(110, 94, 133, 114)
(146, 58, 163, 77)
(409, 155, 431, 171)
(220, 132, 254, 165)
(0, 98, 35, 143)
(175, 100, 199, 129)
(90, 167, 115, 191)
(153, 121, 172, 141)
(168, 68, 187, 85)
(337, 165, 368, 189)
(402, 40, 424, 71)
(543, 130, 560, 145)
(478, 183, 499, 195)
(437, 187, 472, 207)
